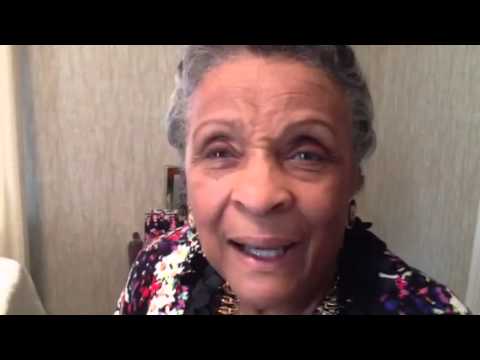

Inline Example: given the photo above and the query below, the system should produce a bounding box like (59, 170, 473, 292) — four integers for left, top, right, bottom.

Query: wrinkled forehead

(187, 55, 350, 132)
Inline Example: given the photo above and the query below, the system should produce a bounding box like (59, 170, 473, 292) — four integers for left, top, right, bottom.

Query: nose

(230, 153, 294, 217)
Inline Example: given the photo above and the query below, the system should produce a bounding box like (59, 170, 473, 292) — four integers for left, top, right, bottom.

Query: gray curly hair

(166, 45, 376, 165)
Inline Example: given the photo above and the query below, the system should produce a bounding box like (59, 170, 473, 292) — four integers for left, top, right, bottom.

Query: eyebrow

(191, 117, 337, 143)
(191, 119, 241, 141)
(279, 118, 336, 139)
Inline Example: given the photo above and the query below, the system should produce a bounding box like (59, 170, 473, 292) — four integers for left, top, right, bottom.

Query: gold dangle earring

(187, 206, 196, 230)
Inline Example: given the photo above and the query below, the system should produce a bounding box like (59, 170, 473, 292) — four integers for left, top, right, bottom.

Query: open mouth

(229, 240, 297, 261)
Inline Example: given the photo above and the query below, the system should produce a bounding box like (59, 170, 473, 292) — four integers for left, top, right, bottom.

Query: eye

(205, 148, 234, 160)
(284, 134, 331, 164)
(290, 151, 325, 162)
(201, 145, 240, 170)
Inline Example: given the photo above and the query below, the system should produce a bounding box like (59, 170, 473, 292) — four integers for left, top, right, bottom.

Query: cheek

(185, 139, 233, 214)
(186, 169, 231, 220)
(298, 179, 351, 270)
(185, 168, 233, 268)
(300, 172, 352, 222)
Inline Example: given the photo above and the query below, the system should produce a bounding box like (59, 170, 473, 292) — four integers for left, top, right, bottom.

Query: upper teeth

(243, 246, 285, 258)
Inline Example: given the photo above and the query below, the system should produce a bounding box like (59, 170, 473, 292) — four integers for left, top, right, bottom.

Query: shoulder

(374, 249, 470, 315)
(340, 226, 471, 315)
(115, 226, 197, 315)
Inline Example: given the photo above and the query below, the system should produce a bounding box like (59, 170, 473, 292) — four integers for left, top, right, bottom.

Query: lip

(228, 236, 299, 249)
(228, 236, 303, 269)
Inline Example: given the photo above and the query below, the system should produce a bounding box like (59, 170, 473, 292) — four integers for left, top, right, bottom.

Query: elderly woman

(115, 45, 470, 315)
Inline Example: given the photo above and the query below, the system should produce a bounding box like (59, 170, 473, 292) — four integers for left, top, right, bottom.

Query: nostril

(231, 189, 294, 217)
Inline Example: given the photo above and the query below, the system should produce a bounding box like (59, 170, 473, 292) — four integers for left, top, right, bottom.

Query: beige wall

(19, 45, 479, 314)
(0, 46, 29, 268)
(20, 46, 183, 314)
(354, 45, 480, 305)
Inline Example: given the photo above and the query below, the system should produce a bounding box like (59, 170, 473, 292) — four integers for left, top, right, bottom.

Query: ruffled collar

(182, 264, 224, 315)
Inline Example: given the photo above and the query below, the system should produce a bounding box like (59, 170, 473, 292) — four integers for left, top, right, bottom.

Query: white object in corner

(0, 257, 46, 315)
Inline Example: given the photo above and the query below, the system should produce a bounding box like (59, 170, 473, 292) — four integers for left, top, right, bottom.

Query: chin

(230, 275, 298, 311)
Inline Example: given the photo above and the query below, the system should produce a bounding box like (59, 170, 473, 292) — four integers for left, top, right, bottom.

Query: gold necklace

(216, 278, 341, 316)
(216, 283, 240, 315)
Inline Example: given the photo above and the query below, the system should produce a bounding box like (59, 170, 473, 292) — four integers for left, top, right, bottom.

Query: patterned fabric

(116, 226, 200, 315)
(144, 209, 186, 246)
(377, 251, 468, 315)
(115, 219, 471, 315)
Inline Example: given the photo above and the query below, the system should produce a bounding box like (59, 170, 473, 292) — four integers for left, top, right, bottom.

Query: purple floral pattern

(115, 217, 470, 315)
(377, 250, 469, 315)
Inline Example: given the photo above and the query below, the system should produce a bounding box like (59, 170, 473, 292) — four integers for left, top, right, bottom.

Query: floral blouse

(115, 219, 471, 315)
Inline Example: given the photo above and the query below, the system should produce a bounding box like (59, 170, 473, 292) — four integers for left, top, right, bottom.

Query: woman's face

(185, 54, 361, 313)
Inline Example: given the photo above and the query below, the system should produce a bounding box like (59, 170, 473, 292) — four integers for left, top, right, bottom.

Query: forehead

(188, 54, 349, 123)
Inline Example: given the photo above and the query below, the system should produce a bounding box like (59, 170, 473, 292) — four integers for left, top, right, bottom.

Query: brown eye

(284, 133, 331, 164)
(205, 148, 234, 159)
(201, 146, 240, 170)
(290, 151, 325, 162)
